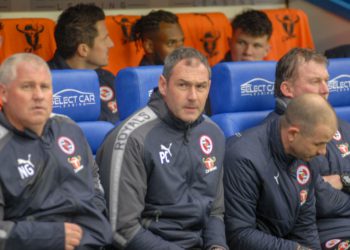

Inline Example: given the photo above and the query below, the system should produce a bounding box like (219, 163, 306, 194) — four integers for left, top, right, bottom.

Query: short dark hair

(162, 47, 211, 81)
(133, 10, 179, 42)
(232, 9, 272, 39)
(54, 4, 105, 59)
(275, 48, 328, 98)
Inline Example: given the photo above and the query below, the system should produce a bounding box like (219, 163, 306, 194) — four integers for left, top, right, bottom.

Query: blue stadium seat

(115, 66, 163, 120)
(52, 69, 101, 121)
(328, 58, 350, 122)
(210, 61, 276, 137)
(51, 69, 114, 154)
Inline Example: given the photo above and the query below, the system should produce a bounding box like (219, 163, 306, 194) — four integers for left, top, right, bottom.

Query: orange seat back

(177, 12, 231, 66)
(104, 15, 144, 75)
(262, 8, 315, 61)
(0, 18, 56, 63)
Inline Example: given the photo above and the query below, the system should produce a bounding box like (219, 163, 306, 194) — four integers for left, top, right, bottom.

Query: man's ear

(280, 81, 294, 98)
(287, 126, 300, 143)
(143, 38, 154, 54)
(77, 43, 90, 57)
(0, 84, 8, 104)
(158, 75, 167, 96)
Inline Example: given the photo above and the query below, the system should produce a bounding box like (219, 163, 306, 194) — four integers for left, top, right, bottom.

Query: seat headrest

(115, 66, 163, 120)
(177, 12, 231, 66)
(327, 58, 350, 122)
(51, 69, 101, 122)
(211, 111, 272, 138)
(78, 121, 114, 155)
(210, 61, 276, 115)
(105, 15, 143, 75)
(328, 58, 350, 107)
(0, 18, 56, 63)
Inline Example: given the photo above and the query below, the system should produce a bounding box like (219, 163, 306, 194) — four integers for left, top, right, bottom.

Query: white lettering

(52, 89, 96, 108)
(240, 78, 274, 96)
(18, 165, 34, 179)
(159, 143, 172, 164)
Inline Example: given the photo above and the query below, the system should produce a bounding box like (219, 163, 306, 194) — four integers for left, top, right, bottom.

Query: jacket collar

(48, 51, 71, 70)
(0, 112, 51, 139)
(269, 118, 295, 168)
(148, 88, 204, 131)
(275, 96, 290, 115)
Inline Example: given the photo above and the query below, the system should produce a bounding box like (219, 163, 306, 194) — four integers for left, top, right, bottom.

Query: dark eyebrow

(177, 79, 208, 85)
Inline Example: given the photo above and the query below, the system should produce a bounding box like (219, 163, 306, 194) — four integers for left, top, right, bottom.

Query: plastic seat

(210, 61, 276, 137)
(327, 58, 350, 122)
(262, 8, 314, 61)
(104, 15, 143, 75)
(115, 65, 163, 120)
(0, 18, 56, 63)
(51, 69, 114, 154)
(177, 12, 231, 66)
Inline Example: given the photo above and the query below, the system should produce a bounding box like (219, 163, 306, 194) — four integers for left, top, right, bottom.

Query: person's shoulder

(104, 106, 158, 142)
(47, 52, 69, 70)
(264, 111, 279, 123)
(95, 68, 115, 79)
(338, 117, 350, 130)
(221, 51, 232, 62)
(203, 115, 225, 137)
(0, 124, 10, 143)
(50, 113, 79, 128)
(325, 44, 350, 58)
(226, 122, 269, 155)
(95, 69, 116, 89)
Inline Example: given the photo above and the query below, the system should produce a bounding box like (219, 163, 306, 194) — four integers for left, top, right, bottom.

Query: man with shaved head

(224, 93, 337, 250)
(266, 47, 350, 250)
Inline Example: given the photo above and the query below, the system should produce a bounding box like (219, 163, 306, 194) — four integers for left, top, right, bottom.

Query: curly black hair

(133, 10, 179, 42)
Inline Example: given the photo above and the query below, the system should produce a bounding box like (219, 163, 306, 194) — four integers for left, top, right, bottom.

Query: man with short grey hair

(0, 53, 112, 250)
(97, 47, 227, 250)
(266, 47, 350, 250)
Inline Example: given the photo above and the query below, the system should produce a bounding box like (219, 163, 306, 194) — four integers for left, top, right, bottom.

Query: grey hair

(0, 53, 50, 85)
(162, 47, 211, 81)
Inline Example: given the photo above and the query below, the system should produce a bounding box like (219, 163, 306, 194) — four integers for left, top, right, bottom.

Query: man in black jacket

(224, 93, 337, 250)
(97, 47, 227, 250)
(0, 53, 112, 249)
(48, 3, 119, 124)
(266, 47, 350, 250)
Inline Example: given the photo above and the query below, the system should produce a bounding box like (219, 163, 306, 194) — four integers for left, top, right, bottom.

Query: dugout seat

(177, 12, 231, 66)
(115, 66, 163, 121)
(0, 18, 56, 63)
(210, 61, 276, 137)
(327, 58, 350, 122)
(262, 8, 315, 61)
(51, 69, 114, 154)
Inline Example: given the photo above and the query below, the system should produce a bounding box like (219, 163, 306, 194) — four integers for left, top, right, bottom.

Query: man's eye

(167, 41, 176, 47)
(21, 85, 31, 89)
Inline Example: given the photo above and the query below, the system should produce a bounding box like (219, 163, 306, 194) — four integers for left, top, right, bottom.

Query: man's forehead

(235, 29, 269, 39)
(172, 58, 206, 71)
(309, 123, 336, 140)
(167, 59, 208, 79)
(296, 60, 328, 76)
